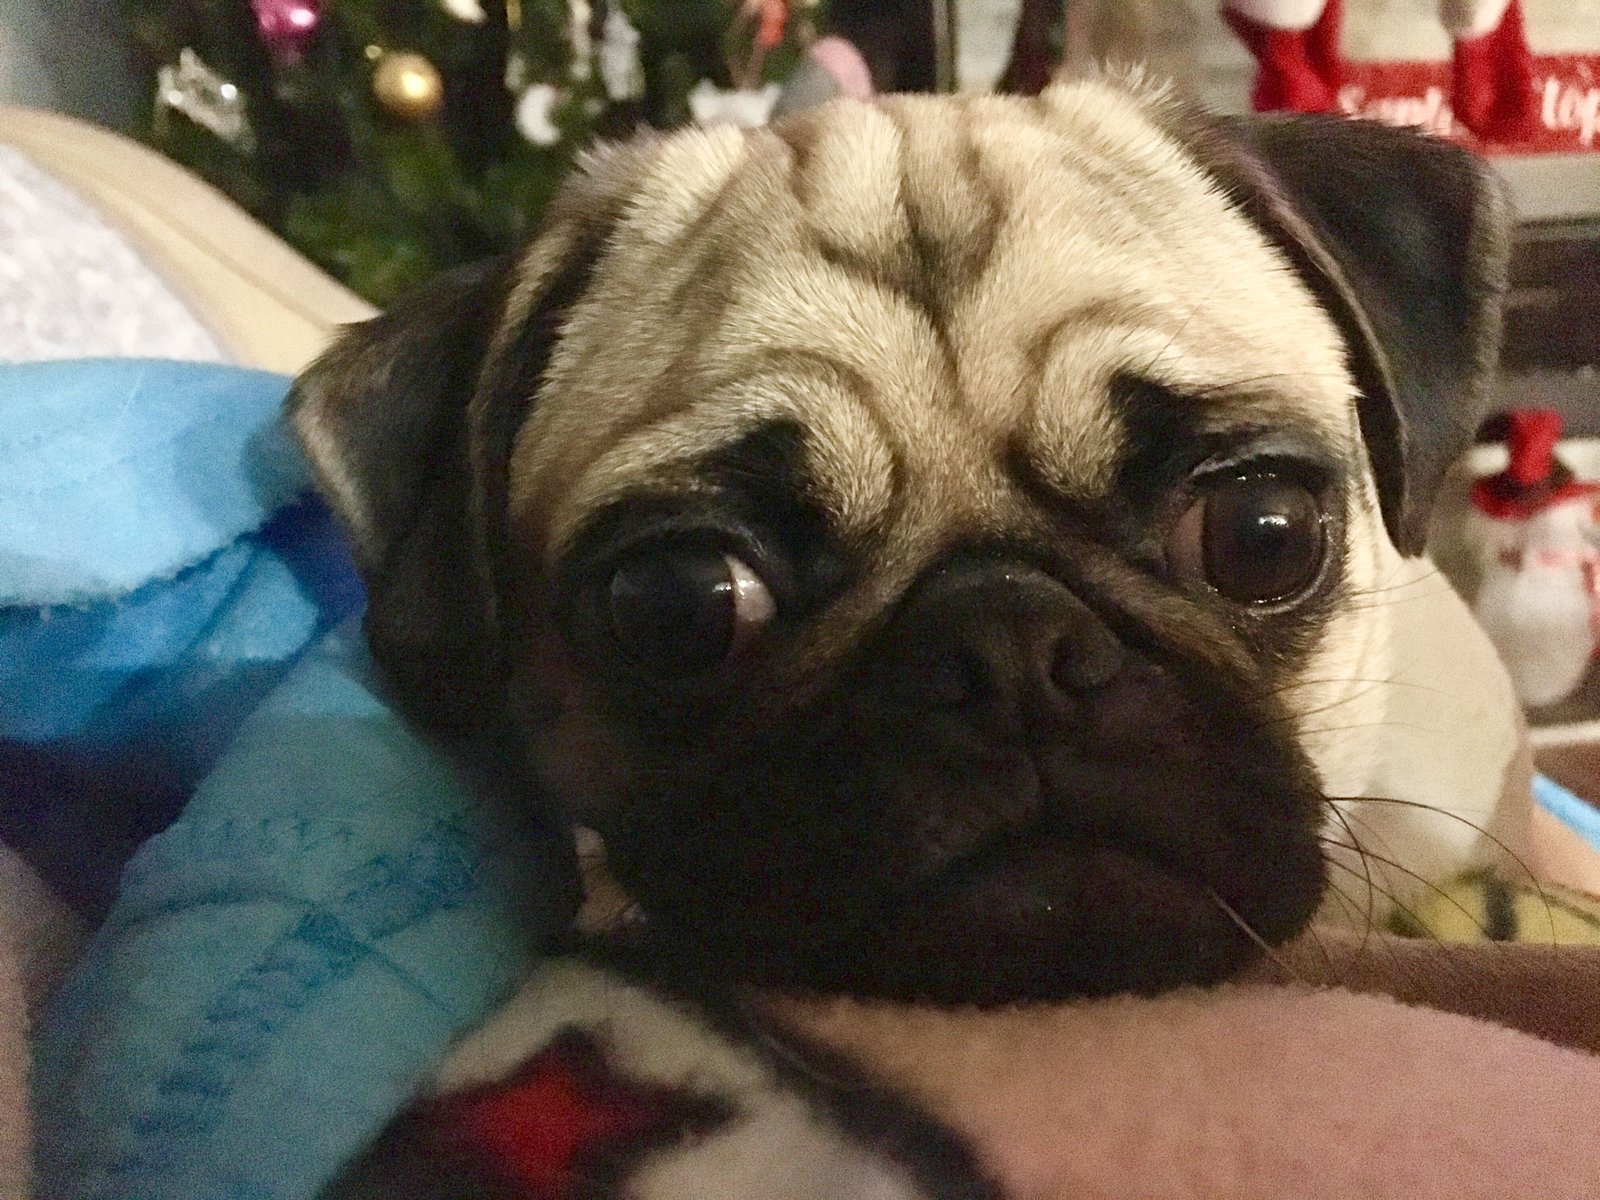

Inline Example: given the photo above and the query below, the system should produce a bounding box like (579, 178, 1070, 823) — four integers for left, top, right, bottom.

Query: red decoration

(1467, 410, 1600, 707)
(1451, 0, 1539, 141)
(1217, 0, 1593, 151)
(251, 0, 324, 66)
(1471, 410, 1599, 522)
(755, 0, 789, 51)
(1221, 0, 1343, 114)
(1335, 52, 1600, 155)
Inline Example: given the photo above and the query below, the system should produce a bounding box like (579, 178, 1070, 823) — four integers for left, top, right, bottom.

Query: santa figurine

(1219, 0, 1539, 141)
(1466, 409, 1600, 708)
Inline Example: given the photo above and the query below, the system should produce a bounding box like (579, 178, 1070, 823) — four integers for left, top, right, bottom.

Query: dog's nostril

(1051, 631, 1123, 693)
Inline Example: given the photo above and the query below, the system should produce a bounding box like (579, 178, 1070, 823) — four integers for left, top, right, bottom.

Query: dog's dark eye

(607, 549, 774, 676)
(1168, 474, 1326, 604)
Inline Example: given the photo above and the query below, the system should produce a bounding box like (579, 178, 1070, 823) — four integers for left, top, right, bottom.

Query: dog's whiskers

(1329, 803, 1534, 945)
(1135, 281, 1223, 381)
(1247, 681, 1395, 731)
(1321, 856, 1452, 951)
(1286, 718, 1436, 739)
(1319, 836, 1510, 944)
(1247, 676, 1454, 702)
(1207, 888, 1310, 987)
(1322, 804, 1377, 955)
(1322, 795, 1557, 948)
(1317, 875, 1487, 997)
(1345, 562, 1451, 596)
(1326, 794, 1546, 894)
(1185, 370, 1353, 398)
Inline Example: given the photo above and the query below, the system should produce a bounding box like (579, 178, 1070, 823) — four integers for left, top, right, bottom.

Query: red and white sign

(1336, 53, 1600, 154)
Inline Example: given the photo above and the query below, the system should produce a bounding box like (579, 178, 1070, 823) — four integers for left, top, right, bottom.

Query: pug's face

(293, 81, 1508, 1003)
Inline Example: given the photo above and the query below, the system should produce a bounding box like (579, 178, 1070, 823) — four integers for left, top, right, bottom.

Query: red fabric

(430, 1043, 675, 1197)
(1222, 6, 1341, 112)
(1334, 51, 1600, 154)
(1304, 0, 1345, 93)
(1452, 0, 1540, 142)
(1505, 408, 1565, 487)
(1471, 477, 1600, 520)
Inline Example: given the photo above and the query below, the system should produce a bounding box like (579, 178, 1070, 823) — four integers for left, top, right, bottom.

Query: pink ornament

(252, 0, 324, 65)
(809, 36, 873, 101)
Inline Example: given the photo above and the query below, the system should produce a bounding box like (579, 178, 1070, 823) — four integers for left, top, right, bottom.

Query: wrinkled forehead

(509, 83, 1357, 561)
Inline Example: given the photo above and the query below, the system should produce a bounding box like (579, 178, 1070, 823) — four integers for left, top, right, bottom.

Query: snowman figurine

(1467, 408, 1600, 708)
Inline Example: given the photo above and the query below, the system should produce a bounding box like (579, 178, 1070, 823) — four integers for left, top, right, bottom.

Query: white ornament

(569, 0, 594, 81)
(688, 80, 781, 128)
(515, 83, 564, 146)
(1470, 496, 1600, 707)
(505, 51, 530, 92)
(156, 49, 255, 152)
(599, 8, 645, 101)
(439, 0, 487, 22)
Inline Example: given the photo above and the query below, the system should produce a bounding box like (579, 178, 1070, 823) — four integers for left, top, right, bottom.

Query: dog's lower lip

(848, 830, 1256, 1002)
(914, 827, 1200, 904)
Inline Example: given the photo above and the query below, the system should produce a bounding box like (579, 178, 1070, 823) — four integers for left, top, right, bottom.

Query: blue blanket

(19, 358, 1590, 1200)
(0, 359, 363, 913)
(12, 360, 576, 1200)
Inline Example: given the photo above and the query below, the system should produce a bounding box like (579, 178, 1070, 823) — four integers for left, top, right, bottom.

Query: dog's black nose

(888, 559, 1124, 726)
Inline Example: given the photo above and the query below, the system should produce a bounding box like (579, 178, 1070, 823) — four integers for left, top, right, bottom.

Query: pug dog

(291, 75, 1526, 1010)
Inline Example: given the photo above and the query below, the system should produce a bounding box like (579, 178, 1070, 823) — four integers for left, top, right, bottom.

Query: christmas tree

(122, 1, 831, 303)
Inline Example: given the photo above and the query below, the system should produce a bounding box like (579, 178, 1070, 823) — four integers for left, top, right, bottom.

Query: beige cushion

(0, 106, 374, 374)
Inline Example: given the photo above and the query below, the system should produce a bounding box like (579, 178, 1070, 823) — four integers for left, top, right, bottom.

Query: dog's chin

(629, 831, 1324, 1006)
(862, 839, 1278, 1003)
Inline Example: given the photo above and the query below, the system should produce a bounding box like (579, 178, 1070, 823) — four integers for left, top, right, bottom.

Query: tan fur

(506, 81, 1357, 649)
(295, 76, 1527, 929)
(503, 78, 1524, 916)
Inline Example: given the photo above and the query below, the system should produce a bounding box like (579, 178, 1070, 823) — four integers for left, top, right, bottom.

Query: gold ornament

(372, 51, 444, 121)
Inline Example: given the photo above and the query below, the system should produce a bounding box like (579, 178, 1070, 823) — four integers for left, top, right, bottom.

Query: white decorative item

(515, 83, 564, 145)
(598, 7, 645, 101)
(688, 80, 781, 128)
(956, 0, 1024, 92)
(439, 0, 487, 22)
(569, 0, 594, 81)
(155, 49, 255, 152)
(505, 50, 530, 93)
(1467, 409, 1600, 708)
(1471, 497, 1600, 707)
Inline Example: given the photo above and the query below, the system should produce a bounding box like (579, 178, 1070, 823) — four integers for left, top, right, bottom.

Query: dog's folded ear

(1195, 112, 1511, 555)
(289, 144, 643, 737)
(289, 257, 515, 737)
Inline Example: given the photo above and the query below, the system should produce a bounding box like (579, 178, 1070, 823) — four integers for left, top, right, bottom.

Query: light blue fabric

(0, 358, 307, 607)
(0, 359, 360, 775)
(0, 360, 365, 914)
(11, 358, 579, 1198)
(0, 495, 359, 767)
(34, 623, 578, 1200)
(1534, 773, 1600, 853)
